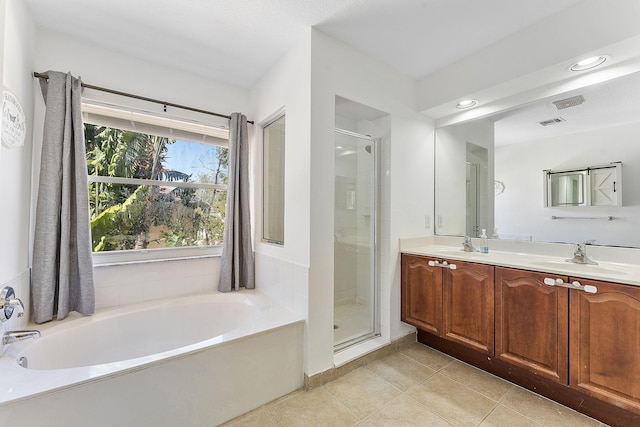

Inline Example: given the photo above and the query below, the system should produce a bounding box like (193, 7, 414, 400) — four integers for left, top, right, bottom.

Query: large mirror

(435, 71, 640, 248)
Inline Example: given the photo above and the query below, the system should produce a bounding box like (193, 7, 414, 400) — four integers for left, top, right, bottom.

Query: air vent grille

(553, 95, 585, 110)
(538, 117, 565, 126)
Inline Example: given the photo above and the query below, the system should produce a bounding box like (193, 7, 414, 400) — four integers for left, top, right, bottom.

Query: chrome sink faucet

(462, 236, 478, 252)
(567, 240, 598, 265)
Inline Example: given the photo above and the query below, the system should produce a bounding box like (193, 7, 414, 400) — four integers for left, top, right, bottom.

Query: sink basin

(530, 260, 627, 276)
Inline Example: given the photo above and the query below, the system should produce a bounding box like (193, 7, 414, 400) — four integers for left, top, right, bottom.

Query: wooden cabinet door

(570, 279, 640, 413)
(495, 268, 569, 383)
(443, 260, 494, 354)
(401, 254, 443, 335)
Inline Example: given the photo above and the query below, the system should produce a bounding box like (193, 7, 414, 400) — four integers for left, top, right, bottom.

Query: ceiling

(491, 70, 640, 146)
(23, 0, 583, 89)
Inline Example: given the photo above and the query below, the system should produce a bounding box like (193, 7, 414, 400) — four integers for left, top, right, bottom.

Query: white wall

(250, 29, 312, 371)
(308, 29, 433, 375)
(34, 29, 249, 118)
(0, 0, 36, 330)
(251, 30, 312, 268)
(495, 121, 640, 246)
(250, 28, 434, 376)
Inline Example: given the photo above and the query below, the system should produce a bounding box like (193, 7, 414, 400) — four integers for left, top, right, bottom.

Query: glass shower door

(333, 128, 378, 351)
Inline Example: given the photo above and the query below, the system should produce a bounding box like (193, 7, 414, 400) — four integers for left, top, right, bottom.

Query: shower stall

(333, 128, 379, 351)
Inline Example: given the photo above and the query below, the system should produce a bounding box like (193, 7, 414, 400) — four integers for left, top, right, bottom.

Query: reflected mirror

(435, 71, 640, 248)
(548, 172, 586, 207)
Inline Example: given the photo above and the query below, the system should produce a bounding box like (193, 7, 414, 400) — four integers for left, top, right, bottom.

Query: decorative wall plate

(494, 180, 505, 196)
(1, 89, 26, 148)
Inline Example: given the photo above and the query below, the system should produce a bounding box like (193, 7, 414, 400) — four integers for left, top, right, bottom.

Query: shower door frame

(333, 128, 381, 352)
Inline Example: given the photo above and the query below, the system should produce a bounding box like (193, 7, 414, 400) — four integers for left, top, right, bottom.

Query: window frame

(261, 113, 285, 245)
(83, 102, 230, 265)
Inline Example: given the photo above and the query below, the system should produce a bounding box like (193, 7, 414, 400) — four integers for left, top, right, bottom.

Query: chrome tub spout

(2, 330, 41, 346)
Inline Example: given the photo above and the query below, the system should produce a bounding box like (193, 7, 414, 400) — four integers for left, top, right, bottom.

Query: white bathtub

(0, 291, 304, 426)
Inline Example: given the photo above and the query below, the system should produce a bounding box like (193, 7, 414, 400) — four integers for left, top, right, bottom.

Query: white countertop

(401, 236, 640, 287)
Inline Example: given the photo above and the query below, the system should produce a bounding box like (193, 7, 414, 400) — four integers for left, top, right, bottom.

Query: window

(83, 103, 229, 261)
(262, 114, 285, 244)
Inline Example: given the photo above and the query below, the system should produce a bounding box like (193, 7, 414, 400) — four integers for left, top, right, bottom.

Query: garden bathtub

(0, 291, 304, 426)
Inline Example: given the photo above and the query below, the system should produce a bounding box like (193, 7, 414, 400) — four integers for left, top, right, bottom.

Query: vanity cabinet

(570, 279, 640, 413)
(402, 252, 640, 425)
(401, 254, 494, 354)
(495, 267, 569, 384)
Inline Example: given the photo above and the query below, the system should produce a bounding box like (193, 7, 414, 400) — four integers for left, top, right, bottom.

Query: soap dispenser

(480, 229, 489, 254)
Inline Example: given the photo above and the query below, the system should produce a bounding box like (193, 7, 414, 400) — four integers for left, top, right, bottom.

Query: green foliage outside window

(85, 123, 228, 252)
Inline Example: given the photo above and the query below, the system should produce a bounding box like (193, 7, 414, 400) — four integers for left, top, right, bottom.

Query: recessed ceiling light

(455, 99, 478, 109)
(570, 55, 607, 71)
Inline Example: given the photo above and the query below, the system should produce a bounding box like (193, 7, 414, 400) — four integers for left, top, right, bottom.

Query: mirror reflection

(435, 71, 640, 248)
(548, 172, 586, 207)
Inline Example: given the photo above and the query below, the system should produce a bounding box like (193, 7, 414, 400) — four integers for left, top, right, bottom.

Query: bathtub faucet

(2, 330, 41, 346)
(1, 286, 25, 322)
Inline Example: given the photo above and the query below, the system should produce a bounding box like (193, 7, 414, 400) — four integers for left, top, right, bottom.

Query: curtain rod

(33, 72, 253, 124)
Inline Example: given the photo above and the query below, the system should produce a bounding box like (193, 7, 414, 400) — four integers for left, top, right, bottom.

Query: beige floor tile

(224, 347, 608, 427)
(501, 386, 600, 427)
(479, 405, 543, 427)
(441, 360, 514, 401)
(357, 395, 453, 427)
(408, 373, 497, 427)
(267, 386, 359, 427)
(324, 367, 402, 420)
(221, 407, 276, 426)
(366, 353, 435, 391)
(399, 342, 454, 371)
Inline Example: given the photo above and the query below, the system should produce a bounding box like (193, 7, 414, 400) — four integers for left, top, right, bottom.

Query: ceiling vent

(538, 117, 565, 126)
(553, 95, 585, 110)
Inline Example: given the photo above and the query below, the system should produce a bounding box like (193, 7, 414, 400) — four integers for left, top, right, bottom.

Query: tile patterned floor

(223, 342, 607, 427)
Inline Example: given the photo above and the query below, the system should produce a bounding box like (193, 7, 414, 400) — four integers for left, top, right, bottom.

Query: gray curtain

(219, 113, 255, 292)
(32, 71, 95, 323)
